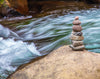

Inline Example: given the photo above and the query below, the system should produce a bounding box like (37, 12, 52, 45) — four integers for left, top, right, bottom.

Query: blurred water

(0, 8, 100, 78)
(0, 25, 41, 79)
(14, 8, 100, 53)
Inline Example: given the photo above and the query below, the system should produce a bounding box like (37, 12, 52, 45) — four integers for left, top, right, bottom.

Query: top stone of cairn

(73, 16, 81, 25)
(75, 16, 79, 20)
(72, 16, 82, 32)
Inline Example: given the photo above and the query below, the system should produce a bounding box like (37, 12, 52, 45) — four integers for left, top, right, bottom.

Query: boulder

(5, 0, 28, 15)
(8, 45, 100, 79)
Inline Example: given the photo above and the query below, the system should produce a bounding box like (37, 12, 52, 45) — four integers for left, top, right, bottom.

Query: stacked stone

(69, 16, 85, 51)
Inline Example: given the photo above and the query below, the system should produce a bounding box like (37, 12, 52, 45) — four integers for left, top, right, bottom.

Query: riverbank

(0, 1, 100, 18)
(0, 1, 99, 28)
(8, 45, 100, 79)
(6, 0, 100, 15)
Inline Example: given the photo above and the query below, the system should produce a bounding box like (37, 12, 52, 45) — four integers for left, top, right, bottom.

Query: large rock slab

(8, 46, 100, 79)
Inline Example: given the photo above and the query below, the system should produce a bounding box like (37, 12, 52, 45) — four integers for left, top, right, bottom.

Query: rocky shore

(6, 0, 100, 15)
(0, 0, 99, 18)
(8, 45, 100, 79)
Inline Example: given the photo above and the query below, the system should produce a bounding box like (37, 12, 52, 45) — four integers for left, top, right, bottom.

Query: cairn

(69, 16, 85, 51)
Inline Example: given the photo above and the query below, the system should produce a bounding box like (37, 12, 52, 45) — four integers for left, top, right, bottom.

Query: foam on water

(0, 37, 41, 78)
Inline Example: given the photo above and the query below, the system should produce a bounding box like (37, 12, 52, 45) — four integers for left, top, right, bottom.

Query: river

(0, 6, 100, 79)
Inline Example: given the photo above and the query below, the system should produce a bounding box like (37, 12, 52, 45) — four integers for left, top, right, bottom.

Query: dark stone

(7, 8, 23, 17)
(84, 0, 100, 4)
(73, 32, 83, 36)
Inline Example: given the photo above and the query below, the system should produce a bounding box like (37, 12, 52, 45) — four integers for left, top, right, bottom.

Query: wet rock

(7, 46, 100, 79)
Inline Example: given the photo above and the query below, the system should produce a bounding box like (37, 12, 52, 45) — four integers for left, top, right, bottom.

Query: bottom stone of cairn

(69, 45, 85, 51)
(72, 41, 83, 47)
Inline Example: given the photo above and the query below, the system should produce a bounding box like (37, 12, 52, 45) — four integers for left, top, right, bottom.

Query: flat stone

(72, 41, 84, 47)
(69, 45, 85, 51)
(71, 31, 83, 36)
(70, 34, 84, 41)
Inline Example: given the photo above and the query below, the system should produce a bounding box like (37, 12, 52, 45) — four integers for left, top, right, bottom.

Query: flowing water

(0, 7, 100, 78)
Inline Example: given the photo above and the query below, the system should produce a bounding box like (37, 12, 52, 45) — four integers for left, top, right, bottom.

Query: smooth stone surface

(75, 16, 79, 20)
(72, 25, 82, 32)
(8, 46, 100, 79)
(73, 20, 81, 25)
(72, 41, 83, 47)
(69, 45, 85, 51)
(70, 34, 84, 41)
